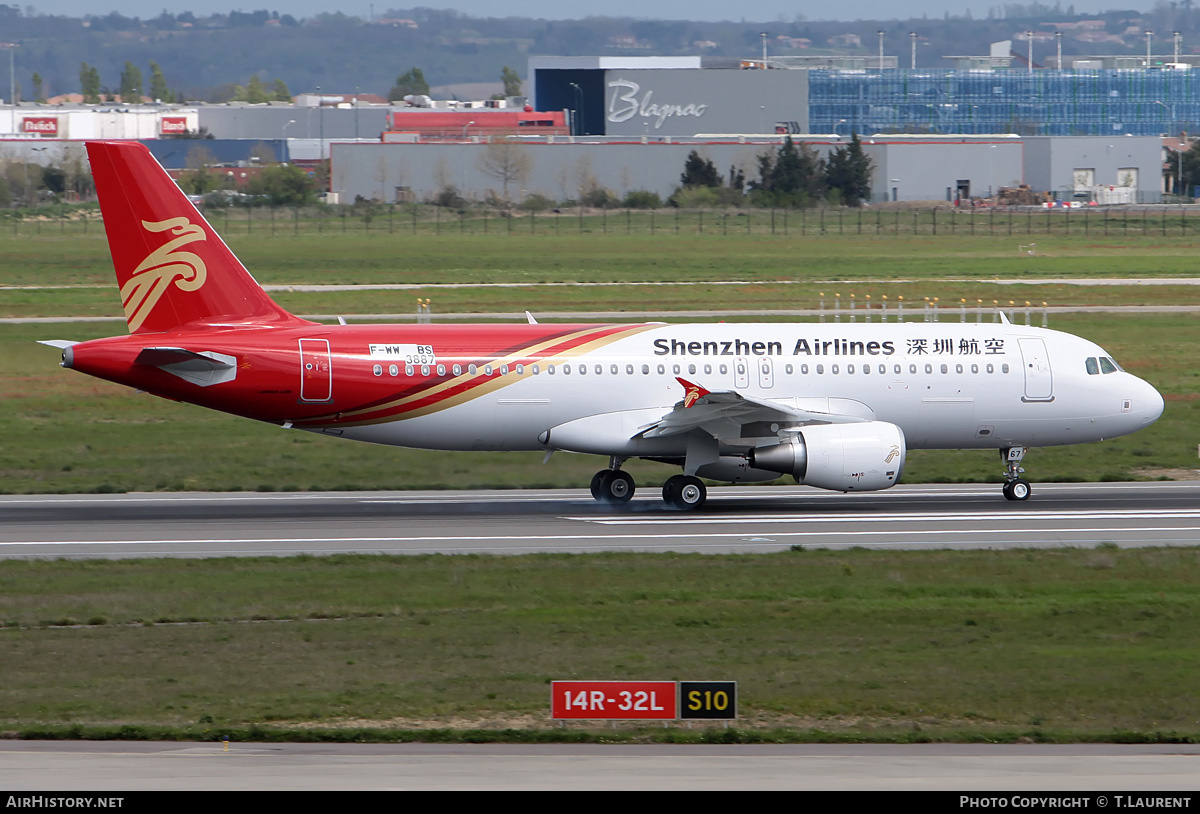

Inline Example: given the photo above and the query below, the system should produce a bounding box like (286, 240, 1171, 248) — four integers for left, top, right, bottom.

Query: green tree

(250, 163, 318, 206)
(750, 137, 826, 208)
(1180, 139, 1200, 197)
(501, 65, 522, 97)
(679, 150, 721, 188)
(388, 67, 429, 102)
(31, 72, 44, 103)
(148, 61, 172, 102)
(242, 75, 270, 104)
(179, 144, 219, 195)
(272, 79, 291, 101)
(79, 63, 101, 104)
(118, 61, 143, 102)
(824, 133, 873, 207)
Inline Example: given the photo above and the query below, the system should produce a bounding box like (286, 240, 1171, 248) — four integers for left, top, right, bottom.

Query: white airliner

(46, 142, 1165, 510)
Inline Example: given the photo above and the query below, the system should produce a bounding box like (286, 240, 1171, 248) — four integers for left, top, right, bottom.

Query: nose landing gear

(1001, 446, 1031, 501)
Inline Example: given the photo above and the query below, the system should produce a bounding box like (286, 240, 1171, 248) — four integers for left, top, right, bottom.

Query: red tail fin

(87, 141, 310, 334)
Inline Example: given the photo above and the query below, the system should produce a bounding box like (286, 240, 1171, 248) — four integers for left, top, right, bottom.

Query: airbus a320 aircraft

(42, 142, 1164, 510)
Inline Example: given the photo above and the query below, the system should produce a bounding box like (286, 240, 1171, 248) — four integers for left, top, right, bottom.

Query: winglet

(675, 377, 711, 408)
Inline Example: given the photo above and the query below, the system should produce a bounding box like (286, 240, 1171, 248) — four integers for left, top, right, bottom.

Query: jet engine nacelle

(748, 421, 906, 492)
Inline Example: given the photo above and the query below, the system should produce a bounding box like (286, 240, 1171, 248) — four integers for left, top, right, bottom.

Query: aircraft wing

(637, 378, 871, 440)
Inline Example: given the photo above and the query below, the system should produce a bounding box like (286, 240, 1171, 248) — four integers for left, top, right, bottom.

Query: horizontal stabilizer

(37, 340, 77, 349)
(134, 346, 237, 387)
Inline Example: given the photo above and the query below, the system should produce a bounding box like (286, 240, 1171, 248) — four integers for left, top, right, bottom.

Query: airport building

(0, 52, 1188, 205)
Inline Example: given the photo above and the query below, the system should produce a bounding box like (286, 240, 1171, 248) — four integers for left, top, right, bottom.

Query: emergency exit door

(299, 338, 333, 402)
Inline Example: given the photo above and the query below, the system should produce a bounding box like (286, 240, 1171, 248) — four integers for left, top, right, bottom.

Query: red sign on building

(22, 117, 57, 136)
(551, 681, 677, 720)
(160, 117, 188, 135)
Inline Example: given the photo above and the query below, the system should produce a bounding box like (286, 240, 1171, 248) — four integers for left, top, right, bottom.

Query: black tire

(664, 475, 706, 510)
(590, 470, 612, 501)
(1009, 478, 1031, 501)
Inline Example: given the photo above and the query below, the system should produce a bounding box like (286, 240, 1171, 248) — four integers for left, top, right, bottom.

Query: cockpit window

(1085, 357, 1099, 375)
(1099, 357, 1118, 374)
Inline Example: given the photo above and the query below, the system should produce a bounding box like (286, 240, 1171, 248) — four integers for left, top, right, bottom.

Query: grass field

(2, 548, 1199, 743)
(2, 219, 1199, 744)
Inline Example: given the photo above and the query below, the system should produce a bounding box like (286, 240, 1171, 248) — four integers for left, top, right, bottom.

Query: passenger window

(847, 364, 855, 374)
(893, 364, 901, 374)
(484, 365, 493, 376)
(579, 365, 586, 375)
(785, 364, 793, 374)
(673, 364, 681, 375)
(1086, 357, 1099, 375)
(611, 364, 619, 375)
(548, 364, 555, 374)
(831, 364, 839, 374)
(1002, 363, 1010, 373)
(390, 364, 399, 377)
(564, 364, 571, 374)
(657, 364, 665, 375)
(595, 364, 603, 375)
(971, 364, 978, 374)
(704, 364, 712, 375)
(532, 364, 540, 374)
(987, 364, 994, 374)
(373, 364, 382, 377)
(627, 364, 634, 375)
(816, 364, 824, 374)
(516, 364, 524, 375)
(500, 364, 509, 375)
(940, 364, 948, 374)
(1099, 357, 1118, 374)
(641, 364, 649, 374)
(955, 364, 963, 374)
(453, 364, 462, 375)
(468, 364, 477, 375)
(801, 364, 809, 374)
(862, 364, 870, 374)
(421, 364, 430, 376)
(909, 364, 917, 374)
(437, 364, 446, 376)
(925, 364, 932, 374)
(688, 364, 696, 375)
(720, 364, 728, 375)
(405, 364, 414, 376)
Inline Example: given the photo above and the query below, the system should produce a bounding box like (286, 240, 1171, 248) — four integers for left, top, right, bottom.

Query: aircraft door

(299, 338, 333, 402)
(1018, 337, 1053, 401)
(734, 357, 749, 389)
(757, 357, 774, 389)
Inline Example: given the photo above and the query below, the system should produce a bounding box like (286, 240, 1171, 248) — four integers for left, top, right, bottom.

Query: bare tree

(477, 139, 532, 202)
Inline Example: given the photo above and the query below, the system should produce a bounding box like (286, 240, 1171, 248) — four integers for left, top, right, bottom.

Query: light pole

(316, 85, 324, 161)
(889, 178, 899, 202)
(26, 145, 46, 207)
(1056, 31, 1063, 70)
(760, 31, 767, 66)
(282, 119, 295, 138)
(877, 30, 885, 71)
(461, 120, 474, 140)
(910, 32, 917, 70)
(1026, 30, 1034, 74)
(1174, 31, 1182, 64)
(1146, 30, 1154, 68)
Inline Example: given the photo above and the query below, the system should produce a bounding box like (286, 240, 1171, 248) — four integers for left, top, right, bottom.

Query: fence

(7, 204, 1200, 239)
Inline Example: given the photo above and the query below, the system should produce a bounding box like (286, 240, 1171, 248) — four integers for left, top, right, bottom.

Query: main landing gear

(589, 459, 708, 510)
(1001, 446, 1031, 501)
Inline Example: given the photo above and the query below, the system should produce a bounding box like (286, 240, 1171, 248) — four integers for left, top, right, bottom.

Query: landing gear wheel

(663, 475, 706, 510)
(591, 470, 634, 503)
(1003, 479, 1032, 501)
(603, 471, 635, 503)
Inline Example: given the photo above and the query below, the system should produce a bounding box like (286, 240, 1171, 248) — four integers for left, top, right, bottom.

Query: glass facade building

(808, 69, 1200, 136)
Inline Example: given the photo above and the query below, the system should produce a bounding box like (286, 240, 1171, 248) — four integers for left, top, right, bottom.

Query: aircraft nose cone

(1142, 380, 1165, 425)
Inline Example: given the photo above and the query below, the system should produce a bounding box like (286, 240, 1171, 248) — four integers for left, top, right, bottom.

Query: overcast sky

(26, 1, 1133, 23)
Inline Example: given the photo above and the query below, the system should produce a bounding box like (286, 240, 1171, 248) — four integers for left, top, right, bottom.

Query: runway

(3, 742, 1200, 791)
(3, 481, 1200, 559)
